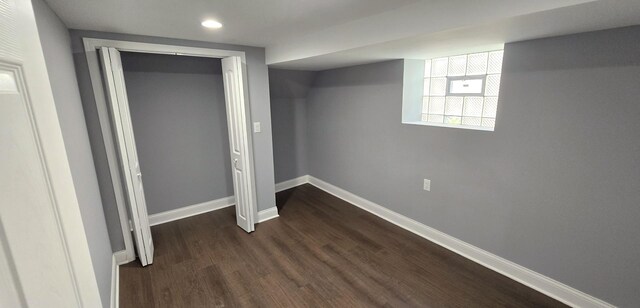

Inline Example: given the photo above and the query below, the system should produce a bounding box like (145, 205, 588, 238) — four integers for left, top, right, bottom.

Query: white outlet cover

(423, 179, 431, 191)
(253, 122, 261, 133)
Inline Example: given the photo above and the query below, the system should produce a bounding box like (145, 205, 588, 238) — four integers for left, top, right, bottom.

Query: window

(421, 50, 503, 130)
(447, 77, 485, 96)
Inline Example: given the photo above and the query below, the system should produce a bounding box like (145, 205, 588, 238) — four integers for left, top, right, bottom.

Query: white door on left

(99, 47, 154, 266)
(0, 0, 101, 306)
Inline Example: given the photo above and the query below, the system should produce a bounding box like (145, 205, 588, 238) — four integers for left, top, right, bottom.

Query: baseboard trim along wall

(113, 250, 129, 265)
(280, 175, 612, 308)
(257, 206, 279, 223)
(275, 175, 310, 192)
(148, 196, 235, 226)
(110, 253, 120, 308)
(148, 195, 280, 227)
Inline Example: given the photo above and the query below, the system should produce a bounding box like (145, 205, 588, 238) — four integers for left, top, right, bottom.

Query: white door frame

(83, 38, 259, 263)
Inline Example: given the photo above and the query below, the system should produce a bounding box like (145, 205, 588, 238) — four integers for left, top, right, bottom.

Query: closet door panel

(221, 56, 256, 232)
(99, 47, 154, 265)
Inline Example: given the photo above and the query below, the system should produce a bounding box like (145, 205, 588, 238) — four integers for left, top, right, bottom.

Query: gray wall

(70, 30, 276, 251)
(269, 69, 316, 183)
(121, 53, 233, 214)
(303, 27, 640, 306)
(32, 0, 113, 307)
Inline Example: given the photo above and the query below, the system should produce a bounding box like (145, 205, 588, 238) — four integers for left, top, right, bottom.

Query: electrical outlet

(423, 179, 431, 191)
(253, 122, 261, 133)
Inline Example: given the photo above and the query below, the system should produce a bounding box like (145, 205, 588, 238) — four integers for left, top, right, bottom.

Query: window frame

(446, 75, 486, 97)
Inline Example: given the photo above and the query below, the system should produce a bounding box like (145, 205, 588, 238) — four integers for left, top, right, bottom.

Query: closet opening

(84, 39, 258, 266)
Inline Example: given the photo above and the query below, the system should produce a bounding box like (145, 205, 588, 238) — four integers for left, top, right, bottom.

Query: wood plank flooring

(120, 184, 566, 307)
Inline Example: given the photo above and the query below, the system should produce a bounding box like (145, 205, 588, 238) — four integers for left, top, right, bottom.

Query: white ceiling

(45, 0, 640, 71)
(45, 0, 418, 46)
(274, 0, 640, 70)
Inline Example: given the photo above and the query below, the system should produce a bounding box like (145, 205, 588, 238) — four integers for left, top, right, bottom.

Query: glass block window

(421, 50, 503, 130)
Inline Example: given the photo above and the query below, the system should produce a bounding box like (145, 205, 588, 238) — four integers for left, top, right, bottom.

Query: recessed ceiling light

(201, 19, 222, 29)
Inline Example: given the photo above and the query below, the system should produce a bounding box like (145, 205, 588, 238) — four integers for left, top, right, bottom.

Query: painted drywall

(303, 27, 640, 306)
(268, 69, 316, 183)
(32, 0, 113, 307)
(70, 30, 276, 252)
(121, 53, 233, 215)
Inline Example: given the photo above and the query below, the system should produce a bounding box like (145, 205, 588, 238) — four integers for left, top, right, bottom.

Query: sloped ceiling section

(267, 0, 640, 70)
(45, 0, 640, 70)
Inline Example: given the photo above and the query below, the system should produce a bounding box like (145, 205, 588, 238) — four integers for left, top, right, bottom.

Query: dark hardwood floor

(120, 184, 566, 307)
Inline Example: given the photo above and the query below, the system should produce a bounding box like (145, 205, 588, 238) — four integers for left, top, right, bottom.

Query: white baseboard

(113, 250, 130, 265)
(257, 207, 279, 223)
(147, 195, 279, 226)
(148, 196, 235, 226)
(275, 175, 309, 192)
(110, 253, 120, 308)
(306, 175, 613, 308)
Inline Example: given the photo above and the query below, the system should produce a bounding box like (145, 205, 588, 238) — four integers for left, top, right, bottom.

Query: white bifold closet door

(221, 56, 256, 233)
(99, 47, 154, 266)
(97, 50, 257, 265)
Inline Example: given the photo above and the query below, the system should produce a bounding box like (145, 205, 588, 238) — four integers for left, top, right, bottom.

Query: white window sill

(402, 120, 494, 132)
